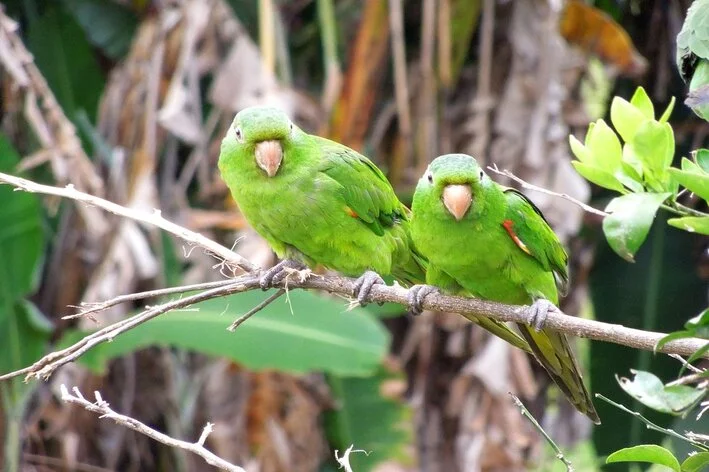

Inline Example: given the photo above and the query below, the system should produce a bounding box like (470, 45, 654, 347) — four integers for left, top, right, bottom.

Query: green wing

(503, 188, 569, 294)
(503, 188, 600, 424)
(315, 136, 409, 236)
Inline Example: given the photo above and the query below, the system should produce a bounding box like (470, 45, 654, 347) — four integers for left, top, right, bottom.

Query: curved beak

(442, 184, 472, 221)
(255, 140, 283, 177)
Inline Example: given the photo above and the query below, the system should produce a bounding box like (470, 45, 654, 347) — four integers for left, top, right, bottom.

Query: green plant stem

(509, 393, 574, 472)
(671, 201, 709, 218)
(596, 394, 709, 452)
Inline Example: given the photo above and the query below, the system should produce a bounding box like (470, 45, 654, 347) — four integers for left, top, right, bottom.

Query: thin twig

(509, 393, 574, 472)
(0, 172, 257, 273)
(488, 165, 610, 217)
(334, 444, 370, 472)
(596, 393, 709, 451)
(3, 269, 709, 383)
(227, 289, 286, 331)
(59, 385, 244, 472)
(64, 279, 238, 320)
(669, 353, 704, 374)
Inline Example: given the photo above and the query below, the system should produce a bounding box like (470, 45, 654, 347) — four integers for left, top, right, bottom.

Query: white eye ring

(234, 126, 244, 143)
(426, 173, 433, 183)
(479, 169, 484, 180)
(289, 122, 294, 132)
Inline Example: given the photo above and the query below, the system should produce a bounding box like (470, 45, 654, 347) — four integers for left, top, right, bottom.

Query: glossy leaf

(572, 161, 625, 192)
(617, 370, 705, 414)
(602, 192, 670, 262)
(610, 96, 646, 143)
(58, 289, 389, 376)
(587, 119, 623, 170)
(695, 149, 709, 173)
(630, 86, 654, 119)
(681, 452, 709, 472)
(659, 97, 676, 123)
(668, 216, 709, 235)
(606, 444, 680, 471)
(569, 134, 593, 164)
(668, 168, 709, 202)
(630, 120, 674, 179)
(325, 367, 413, 470)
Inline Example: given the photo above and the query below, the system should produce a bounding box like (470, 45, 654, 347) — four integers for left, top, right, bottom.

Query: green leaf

(27, 4, 105, 123)
(325, 367, 413, 471)
(659, 96, 676, 123)
(630, 86, 655, 119)
(572, 161, 625, 192)
(62, 0, 138, 59)
(606, 444, 680, 471)
(57, 289, 389, 376)
(630, 120, 675, 179)
(587, 119, 623, 171)
(569, 134, 592, 164)
(681, 452, 709, 472)
(602, 193, 670, 262)
(695, 149, 709, 173)
(617, 370, 705, 414)
(611, 97, 647, 143)
(655, 330, 696, 352)
(0, 137, 44, 297)
(668, 168, 709, 202)
(668, 216, 709, 235)
(682, 156, 702, 173)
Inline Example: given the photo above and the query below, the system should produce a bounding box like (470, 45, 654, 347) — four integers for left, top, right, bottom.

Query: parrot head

(220, 106, 302, 178)
(414, 154, 490, 221)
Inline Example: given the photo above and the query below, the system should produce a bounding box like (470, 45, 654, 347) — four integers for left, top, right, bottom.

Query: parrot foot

(259, 259, 308, 290)
(525, 298, 560, 332)
(352, 271, 386, 306)
(407, 284, 439, 316)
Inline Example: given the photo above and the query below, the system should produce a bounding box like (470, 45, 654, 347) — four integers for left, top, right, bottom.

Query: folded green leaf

(696, 149, 709, 173)
(668, 216, 709, 235)
(602, 192, 670, 262)
(606, 444, 680, 471)
(611, 97, 647, 142)
(58, 290, 390, 376)
(617, 370, 705, 415)
(569, 134, 592, 163)
(572, 161, 625, 192)
(659, 96, 675, 123)
(669, 166, 709, 202)
(587, 119, 623, 171)
(630, 86, 655, 119)
(630, 120, 674, 180)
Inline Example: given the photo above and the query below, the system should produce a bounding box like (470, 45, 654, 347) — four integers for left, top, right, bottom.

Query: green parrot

(217, 107, 531, 351)
(677, 0, 709, 121)
(409, 154, 600, 424)
(217, 105, 426, 302)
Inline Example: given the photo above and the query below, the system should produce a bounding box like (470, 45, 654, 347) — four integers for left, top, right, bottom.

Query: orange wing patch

(346, 207, 359, 218)
(502, 219, 532, 256)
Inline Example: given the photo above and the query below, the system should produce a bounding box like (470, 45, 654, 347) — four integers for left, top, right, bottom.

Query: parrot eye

(426, 173, 433, 184)
(289, 122, 294, 132)
(479, 169, 484, 180)
(234, 126, 244, 143)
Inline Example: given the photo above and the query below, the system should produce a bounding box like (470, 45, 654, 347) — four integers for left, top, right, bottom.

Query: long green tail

(518, 326, 601, 424)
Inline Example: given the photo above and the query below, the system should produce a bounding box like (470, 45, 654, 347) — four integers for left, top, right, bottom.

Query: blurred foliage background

(0, 0, 707, 471)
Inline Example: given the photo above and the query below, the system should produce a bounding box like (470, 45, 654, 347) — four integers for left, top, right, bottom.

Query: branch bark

(59, 385, 244, 472)
(0, 170, 707, 386)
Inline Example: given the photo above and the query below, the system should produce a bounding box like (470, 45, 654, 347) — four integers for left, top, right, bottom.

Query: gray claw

(407, 284, 439, 315)
(259, 259, 307, 290)
(526, 298, 558, 331)
(353, 271, 386, 306)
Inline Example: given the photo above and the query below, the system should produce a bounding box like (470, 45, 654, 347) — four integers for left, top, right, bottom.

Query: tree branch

(0, 172, 257, 273)
(59, 385, 244, 472)
(0, 171, 708, 386)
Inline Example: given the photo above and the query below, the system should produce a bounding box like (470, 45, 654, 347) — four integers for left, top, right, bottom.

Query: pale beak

(442, 184, 472, 221)
(255, 140, 283, 177)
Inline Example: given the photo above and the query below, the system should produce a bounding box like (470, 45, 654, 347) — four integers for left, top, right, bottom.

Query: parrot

(677, 0, 709, 121)
(409, 153, 600, 424)
(217, 106, 531, 352)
